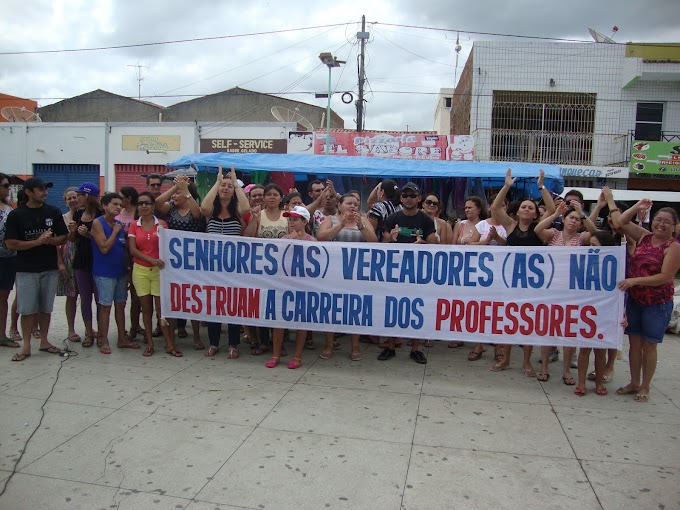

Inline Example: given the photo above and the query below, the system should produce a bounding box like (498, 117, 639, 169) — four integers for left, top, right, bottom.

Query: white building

(451, 40, 680, 190)
(433, 88, 454, 134)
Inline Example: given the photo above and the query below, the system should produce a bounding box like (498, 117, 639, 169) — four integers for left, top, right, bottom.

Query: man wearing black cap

(4, 178, 68, 361)
(379, 182, 437, 364)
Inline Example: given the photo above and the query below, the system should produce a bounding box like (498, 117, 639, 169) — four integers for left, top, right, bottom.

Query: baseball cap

(283, 205, 311, 222)
(402, 182, 420, 194)
(77, 182, 100, 196)
(23, 177, 53, 190)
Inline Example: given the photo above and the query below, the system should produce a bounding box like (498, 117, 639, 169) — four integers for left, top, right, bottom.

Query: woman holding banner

(317, 193, 378, 360)
(488, 169, 556, 377)
(200, 165, 250, 359)
(608, 194, 680, 403)
(535, 198, 598, 384)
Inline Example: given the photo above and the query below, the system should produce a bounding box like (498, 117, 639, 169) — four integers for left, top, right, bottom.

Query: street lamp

(318, 52, 344, 155)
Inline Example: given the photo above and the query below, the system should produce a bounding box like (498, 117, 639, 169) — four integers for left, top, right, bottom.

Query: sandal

(100, 344, 112, 355)
(251, 343, 269, 355)
(0, 338, 20, 348)
(287, 357, 302, 369)
(562, 376, 576, 386)
(350, 351, 363, 361)
(586, 370, 596, 381)
(424, 340, 433, 348)
(67, 333, 82, 343)
(9, 330, 22, 342)
(467, 350, 483, 361)
(319, 349, 333, 360)
(32, 329, 41, 339)
(142, 346, 154, 357)
(204, 346, 219, 357)
(537, 372, 550, 382)
(265, 356, 280, 368)
(490, 362, 509, 372)
(166, 348, 183, 358)
(634, 393, 649, 403)
(448, 341, 464, 349)
(12, 352, 31, 362)
(494, 346, 504, 362)
(574, 387, 587, 396)
(227, 347, 239, 359)
(522, 367, 536, 378)
(333, 341, 341, 351)
(595, 386, 608, 396)
(177, 328, 188, 338)
(82, 335, 94, 348)
(193, 341, 205, 350)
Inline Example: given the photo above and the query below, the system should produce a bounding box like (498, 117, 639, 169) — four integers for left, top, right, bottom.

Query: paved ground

(0, 294, 679, 510)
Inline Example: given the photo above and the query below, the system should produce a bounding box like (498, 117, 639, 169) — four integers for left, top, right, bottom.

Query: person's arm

(357, 213, 378, 242)
(128, 234, 164, 268)
(154, 184, 176, 216)
(200, 168, 222, 219)
(230, 166, 250, 217)
(91, 219, 122, 254)
(491, 169, 517, 233)
(534, 206, 561, 243)
(572, 203, 598, 235)
(440, 219, 454, 244)
(536, 169, 556, 216)
(366, 182, 381, 211)
(452, 221, 462, 245)
(174, 176, 202, 219)
(305, 189, 324, 215)
(619, 243, 680, 289)
(424, 232, 439, 244)
(468, 227, 483, 245)
(588, 191, 607, 225)
(242, 206, 260, 238)
(317, 215, 343, 241)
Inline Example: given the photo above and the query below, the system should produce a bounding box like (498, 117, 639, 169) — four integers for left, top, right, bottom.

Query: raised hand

(216, 165, 224, 185)
(389, 224, 400, 241)
(637, 198, 653, 211)
(505, 168, 516, 188)
(537, 168, 545, 189)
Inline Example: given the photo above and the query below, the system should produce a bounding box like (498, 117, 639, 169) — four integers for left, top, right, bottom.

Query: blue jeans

(207, 322, 240, 347)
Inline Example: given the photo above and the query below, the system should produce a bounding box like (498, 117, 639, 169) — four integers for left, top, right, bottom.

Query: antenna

(271, 106, 314, 131)
(127, 63, 149, 99)
(587, 27, 616, 44)
(1, 106, 41, 122)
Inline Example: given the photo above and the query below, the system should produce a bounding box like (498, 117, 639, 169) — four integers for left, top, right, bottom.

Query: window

(635, 102, 663, 141)
(490, 91, 596, 165)
(444, 97, 452, 109)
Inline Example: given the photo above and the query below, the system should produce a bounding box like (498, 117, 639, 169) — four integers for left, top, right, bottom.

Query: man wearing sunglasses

(379, 182, 437, 364)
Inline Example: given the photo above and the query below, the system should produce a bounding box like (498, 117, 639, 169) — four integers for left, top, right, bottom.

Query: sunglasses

(402, 193, 418, 199)
(138, 201, 154, 206)
(424, 199, 439, 206)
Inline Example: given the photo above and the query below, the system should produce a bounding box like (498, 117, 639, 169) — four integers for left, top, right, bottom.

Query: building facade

(451, 40, 680, 190)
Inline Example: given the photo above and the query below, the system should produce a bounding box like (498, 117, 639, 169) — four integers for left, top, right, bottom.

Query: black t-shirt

(5, 204, 68, 272)
(73, 209, 102, 271)
(383, 210, 435, 243)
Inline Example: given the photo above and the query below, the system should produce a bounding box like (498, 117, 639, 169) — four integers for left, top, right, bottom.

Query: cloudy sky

(1, 0, 678, 131)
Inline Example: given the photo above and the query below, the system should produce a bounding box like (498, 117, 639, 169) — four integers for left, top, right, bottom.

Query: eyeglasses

(138, 201, 154, 206)
(424, 199, 439, 206)
(402, 193, 418, 199)
(653, 218, 674, 226)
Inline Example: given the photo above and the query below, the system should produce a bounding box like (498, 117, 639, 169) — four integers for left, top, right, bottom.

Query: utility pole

(356, 16, 369, 132)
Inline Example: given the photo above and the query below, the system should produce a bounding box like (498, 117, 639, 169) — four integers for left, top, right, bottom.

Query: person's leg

(267, 328, 284, 367)
(638, 340, 658, 400)
(65, 296, 78, 339)
(177, 318, 187, 338)
(156, 296, 179, 356)
(604, 348, 617, 380)
(491, 345, 511, 371)
(626, 335, 643, 392)
(129, 283, 142, 338)
(98, 304, 112, 353)
(139, 295, 154, 354)
(522, 345, 535, 375)
(593, 349, 607, 394)
(575, 348, 591, 393)
(36, 271, 59, 351)
(562, 346, 575, 384)
(206, 323, 221, 355)
(321, 332, 335, 358)
(75, 269, 95, 341)
(0, 289, 11, 342)
(114, 302, 130, 347)
(19, 314, 37, 356)
(537, 346, 551, 381)
(226, 323, 240, 358)
(288, 330, 307, 368)
(36, 313, 52, 349)
(191, 320, 203, 349)
(10, 296, 19, 339)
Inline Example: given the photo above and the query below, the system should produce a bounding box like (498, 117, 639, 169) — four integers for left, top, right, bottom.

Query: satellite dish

(1, 106, 42, 122)
(271, 106, 314, 131)
(587, 27, 615, 44)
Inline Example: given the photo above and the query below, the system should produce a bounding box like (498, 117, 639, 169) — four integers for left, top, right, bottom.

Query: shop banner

(313, 132, 474, 161)
(160, 230, 625, 348)
(630, 140, 680, 175)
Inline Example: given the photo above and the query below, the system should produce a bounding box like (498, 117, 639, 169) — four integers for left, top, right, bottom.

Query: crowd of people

(0, 168, 678, 403)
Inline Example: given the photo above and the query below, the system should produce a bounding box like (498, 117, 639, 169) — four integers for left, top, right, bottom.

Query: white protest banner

(159, 230, 626, 349)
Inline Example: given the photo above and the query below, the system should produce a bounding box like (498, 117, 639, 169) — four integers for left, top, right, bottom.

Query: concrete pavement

(0, 294, 679, 510)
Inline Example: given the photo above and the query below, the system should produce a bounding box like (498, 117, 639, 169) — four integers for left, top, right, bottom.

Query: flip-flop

(67, 333, 82, 342)
(574, 387, 586, 396)
(448, 342, 464, 348)
(39, 346, 62, 354)
(117, 343, 140, 349)
(227, 347, 239, 359)
(615, 386, 638, 395)
(467, 351, 483, 361)
(0, 338, 20, 348)
(537, 373, 550, 382)
(177, 329, 188, 338)
(11, 352, 31, 362)
(562, 376, 576, 386)
(489, 363, 509, 372)
(193, 342, 205, 351)
(166, 348, 183, 358)
(142, 347, 154, 357)
(595, 387, 608, 396)
(351, 351, 363, 361)
(522, 368, 536, 377)
(204, 346, 219, 357)
(634, 393, 649, 403)
(100, 345, 112, 355)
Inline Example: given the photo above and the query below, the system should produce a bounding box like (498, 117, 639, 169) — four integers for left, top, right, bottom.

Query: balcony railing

(490, 129, 593, 165)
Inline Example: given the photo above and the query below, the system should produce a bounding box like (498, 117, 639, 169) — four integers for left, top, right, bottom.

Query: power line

(0, 22, 354, 56)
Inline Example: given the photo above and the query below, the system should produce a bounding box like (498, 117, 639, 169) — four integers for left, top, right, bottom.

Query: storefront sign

(560, 165, 629, 179)
(200, 138, 287, 154)
(630, 140, 680, 175)
(313, 132, 474, 161)
(122, 135, 180, 151)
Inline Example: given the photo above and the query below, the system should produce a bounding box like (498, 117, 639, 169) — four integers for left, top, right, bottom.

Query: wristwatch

(539, 185, 546, 190)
